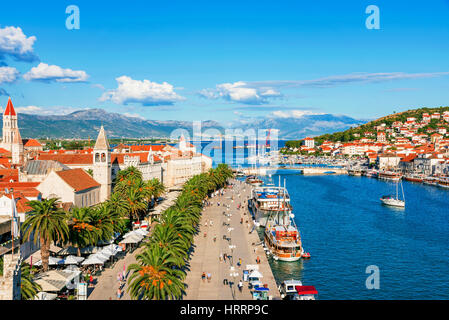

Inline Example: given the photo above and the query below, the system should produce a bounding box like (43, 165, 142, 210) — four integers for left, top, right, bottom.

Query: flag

(11, 193, 19, 239)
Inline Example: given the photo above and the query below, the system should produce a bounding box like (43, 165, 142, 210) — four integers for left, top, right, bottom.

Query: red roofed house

(23, 138, 43, 152)
(37, 168, 101, 208)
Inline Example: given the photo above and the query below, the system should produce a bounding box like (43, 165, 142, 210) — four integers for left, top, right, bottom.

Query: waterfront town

(281, 110, 449, 181)
(0, 98, 295, 301)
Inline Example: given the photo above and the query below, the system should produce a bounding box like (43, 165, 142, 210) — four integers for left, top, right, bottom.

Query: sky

(0, 0, 449, 125)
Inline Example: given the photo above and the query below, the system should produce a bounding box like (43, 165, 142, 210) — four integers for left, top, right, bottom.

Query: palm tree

(89, 204, 115, 244)
(22, 198, 69, 272)
(148, 224, 189, 266)
(67, 207, 94, 256)
(20, 263, 41, 300)
(127, 246, 185, 300)
(125, 185, 147, 222)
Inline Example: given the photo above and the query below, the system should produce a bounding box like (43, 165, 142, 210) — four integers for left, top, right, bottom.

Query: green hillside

(285, 106, 449, 148)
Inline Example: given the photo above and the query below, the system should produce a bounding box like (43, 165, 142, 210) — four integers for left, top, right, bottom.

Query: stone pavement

(87, 246, 144, 300)
(183, 179, 280, 300)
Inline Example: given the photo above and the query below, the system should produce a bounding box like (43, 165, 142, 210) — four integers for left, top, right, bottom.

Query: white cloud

(14, 105, 82, 115)
(199, 81, 281, 105)
(248, 72, 449, 89)
(271, 109, 324, 118)
(100, 76, 184, 106)
(23, 63, 89, 83)
(0, 26, 37, 61)
(0, 66, 19, 83)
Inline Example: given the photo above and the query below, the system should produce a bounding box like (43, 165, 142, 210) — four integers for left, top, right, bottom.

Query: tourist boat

(378, 171, 402, 182)
(264, 221, 303, 262)
(380, 180, 405, 208)
(423, 176, 439, 186)
(404, 173, 424, 183)
(348, 168, 362, 176)
(248, 185, 292, 226)
(279, 280, 318, 300)
(264, 198, 303, 262)
(438, 177, 449, 189)
(245, 175, 264, 187)
(365, 169, 379, 178)
(235, 171, 245, 178)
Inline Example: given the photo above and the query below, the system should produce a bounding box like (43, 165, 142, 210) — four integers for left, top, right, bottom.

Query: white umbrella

(81, 256, 105, 265)
(34, 256, 65, 266)
(134, 229, 149, 236)
(80, 246, 100, 254)
(120, 234, 143, 244)
(63, 255, 85, 265)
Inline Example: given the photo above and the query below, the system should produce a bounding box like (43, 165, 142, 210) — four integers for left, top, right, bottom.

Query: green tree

(22, 198, 69, 272)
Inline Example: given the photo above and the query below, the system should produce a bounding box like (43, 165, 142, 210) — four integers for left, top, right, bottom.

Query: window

(101, 153, 106, 162)
(95, 153, 100, 162)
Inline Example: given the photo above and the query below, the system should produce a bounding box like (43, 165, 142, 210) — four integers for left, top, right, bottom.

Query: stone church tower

(11, 128, 23, 165)
(2, 97, 20, 152)
(93, 126, 112, 202)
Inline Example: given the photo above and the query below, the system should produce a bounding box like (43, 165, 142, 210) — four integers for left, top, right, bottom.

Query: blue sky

(0, 0, 449, 124)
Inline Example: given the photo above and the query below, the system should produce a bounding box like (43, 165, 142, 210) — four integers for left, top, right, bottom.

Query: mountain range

(5, 108, 365, 140)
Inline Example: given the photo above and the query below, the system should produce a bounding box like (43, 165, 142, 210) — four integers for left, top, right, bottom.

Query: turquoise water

(263, 171, 449, 300)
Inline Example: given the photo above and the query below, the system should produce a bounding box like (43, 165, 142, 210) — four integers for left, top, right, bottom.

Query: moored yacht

(378, 171, 402, 182)
(438, 176, 449, 189)
(248, 185, 292, 226)
(423, 176, 439, 186)
(246, 175, 264, 187)
(279, 280, 318, 300)
(404, 173, 424, 183)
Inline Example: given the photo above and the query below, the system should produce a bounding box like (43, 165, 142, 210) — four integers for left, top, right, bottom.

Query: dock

(183, 179, 280, 300)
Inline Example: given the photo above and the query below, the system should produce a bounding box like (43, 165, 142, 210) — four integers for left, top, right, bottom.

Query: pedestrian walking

(207, 272, 212, 283)
(238, 280, 243, 293)
(202, 272, 206, 282)
(117, 287, 121, 299)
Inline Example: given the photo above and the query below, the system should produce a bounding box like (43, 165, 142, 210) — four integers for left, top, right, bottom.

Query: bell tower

(2, 97, 19, 152)
(93, 126, 111, 202)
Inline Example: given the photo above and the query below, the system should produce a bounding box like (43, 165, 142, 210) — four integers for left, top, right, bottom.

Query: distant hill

(6, 109, 223, 139)
(232, 113, 365, 140)
(6, 108, 366, 140)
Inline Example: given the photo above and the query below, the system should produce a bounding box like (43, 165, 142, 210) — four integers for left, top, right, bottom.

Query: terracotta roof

(0, 168, 18, 182)
(55, 168, 100, 192)
(129, 145, 166, 152)
(0, 182, 40, 188)
(0, 148, 11, 154)
(24, 138, 42, 147)
(38, 153, 93, 165)
(4, 97, 16, 116)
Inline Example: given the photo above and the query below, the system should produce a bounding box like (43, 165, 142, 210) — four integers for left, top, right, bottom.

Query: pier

(183, 179, 280, 300)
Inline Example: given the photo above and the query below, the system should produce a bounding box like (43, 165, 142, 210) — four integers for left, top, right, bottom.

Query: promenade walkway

(183, 179, 280, 300)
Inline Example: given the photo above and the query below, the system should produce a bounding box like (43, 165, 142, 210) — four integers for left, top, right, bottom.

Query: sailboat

(380, 180, 405, 208)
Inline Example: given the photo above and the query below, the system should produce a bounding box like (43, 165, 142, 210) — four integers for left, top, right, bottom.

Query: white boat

(380, 180, 405, 208)
(438, 177, 449, 189)
(279, 280, 318, 300)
